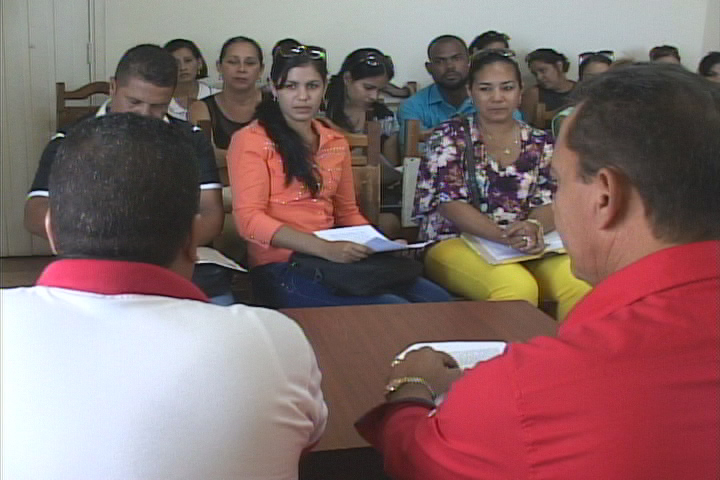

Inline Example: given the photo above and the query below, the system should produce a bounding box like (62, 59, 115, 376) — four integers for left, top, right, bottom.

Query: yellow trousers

(425, 238, 591, 321)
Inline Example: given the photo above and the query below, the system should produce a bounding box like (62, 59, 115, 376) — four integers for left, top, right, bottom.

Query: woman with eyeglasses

(164, 39, 219, 121)
(578, 51, 614, 81)
(415, 51, 590, 321)
(189, 36, 268, 176)
(521, 48, 576, 130)
(227, 45, 451, 308)
(325, 48, 401, 182)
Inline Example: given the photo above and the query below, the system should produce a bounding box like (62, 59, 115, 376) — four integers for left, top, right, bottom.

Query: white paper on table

(196, 247, 247, 272)
(396, 341, 508, 370)
(313, 225, 430, 252)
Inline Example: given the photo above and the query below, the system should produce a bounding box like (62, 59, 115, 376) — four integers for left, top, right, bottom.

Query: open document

(461, 230, 565, 265)
(196, 247, 247, 272)
(313, 225, 431, 252)
(396, 341, 508, 370)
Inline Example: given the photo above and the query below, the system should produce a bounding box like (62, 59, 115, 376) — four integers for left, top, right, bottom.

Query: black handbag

(289, 252, 423, 296)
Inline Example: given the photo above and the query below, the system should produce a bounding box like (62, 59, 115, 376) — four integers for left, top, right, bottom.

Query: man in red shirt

(356, 64, 720, 479)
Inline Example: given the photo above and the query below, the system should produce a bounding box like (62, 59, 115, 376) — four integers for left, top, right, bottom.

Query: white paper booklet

(461, 230, 565, 265)
(196, 247, 247, 272)
(396, 341, 508, 369)
(313, 225, 430, 252)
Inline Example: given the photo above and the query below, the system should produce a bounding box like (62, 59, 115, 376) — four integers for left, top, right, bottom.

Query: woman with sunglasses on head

(521, 48, 576, 130)
(164, 39, 220, 121)
(189, 36, 268, 173)
(228, 45, 451, 308)
(578, 51, 614, 81)
(415, 50, 590, 321)
(325, 48, 400, 183)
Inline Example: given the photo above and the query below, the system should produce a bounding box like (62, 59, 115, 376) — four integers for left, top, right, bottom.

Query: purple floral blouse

(413, 115, 555, 241)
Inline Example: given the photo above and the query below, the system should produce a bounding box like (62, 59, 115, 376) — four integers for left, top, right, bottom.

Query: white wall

(101, 0, 718, 87)
(1, 0, 717, 256)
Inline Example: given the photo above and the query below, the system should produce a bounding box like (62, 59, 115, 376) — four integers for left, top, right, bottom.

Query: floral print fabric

(413, 115, 555, 241)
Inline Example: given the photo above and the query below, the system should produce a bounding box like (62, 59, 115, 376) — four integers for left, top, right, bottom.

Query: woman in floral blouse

(414, 50, 590, 321)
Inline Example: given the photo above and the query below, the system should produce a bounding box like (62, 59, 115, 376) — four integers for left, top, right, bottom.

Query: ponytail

(325, 74, 352, 131)
(255, 96, 320, 196)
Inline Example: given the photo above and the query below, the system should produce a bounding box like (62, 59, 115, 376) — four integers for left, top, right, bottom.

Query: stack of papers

(313, 225, 430, 252)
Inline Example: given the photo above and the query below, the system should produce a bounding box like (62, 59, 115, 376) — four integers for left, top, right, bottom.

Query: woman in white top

(164, 39, 219, 120)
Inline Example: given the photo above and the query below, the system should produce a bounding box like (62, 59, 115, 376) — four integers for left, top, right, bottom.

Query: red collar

(36, 259, 209, 302)
(563, 240, 720, 330)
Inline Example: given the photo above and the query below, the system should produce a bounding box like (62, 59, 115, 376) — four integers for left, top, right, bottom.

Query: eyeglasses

(470, 48, 517, 61)
(551, 106, 575, 138)
(579, 50, 615, 63)
(348, 52, 393, 71)
(276, 44, 327, 61)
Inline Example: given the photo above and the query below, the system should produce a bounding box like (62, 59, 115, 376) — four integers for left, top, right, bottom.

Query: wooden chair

(341, 120, 382, 225)
(400, 119, 433, 228)
(533, 102, 559, 131)
(56, 81, 110, 129)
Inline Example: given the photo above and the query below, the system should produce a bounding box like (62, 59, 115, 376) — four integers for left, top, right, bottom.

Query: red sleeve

(356, 354, 528, 480)
(332, 141, 368, 226)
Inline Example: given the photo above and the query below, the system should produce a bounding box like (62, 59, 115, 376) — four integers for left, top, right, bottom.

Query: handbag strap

(460, 117, 482, 207)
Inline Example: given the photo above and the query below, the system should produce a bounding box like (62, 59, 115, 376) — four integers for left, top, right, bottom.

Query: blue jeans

(250, 262, 451, 308)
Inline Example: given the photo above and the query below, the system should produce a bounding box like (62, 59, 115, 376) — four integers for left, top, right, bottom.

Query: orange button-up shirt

(228, 120, 368, 267)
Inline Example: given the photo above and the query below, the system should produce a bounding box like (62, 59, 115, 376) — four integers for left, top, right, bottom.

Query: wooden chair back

(534, 102, 559, 131)
(56, 81, 110, 129)
(341, 120, 382, 224)
(404, 118, 432, 157)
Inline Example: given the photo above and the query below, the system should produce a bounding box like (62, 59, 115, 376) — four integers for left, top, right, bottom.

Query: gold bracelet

(385, 376, 436, 399)
(526, 218, 543, 235)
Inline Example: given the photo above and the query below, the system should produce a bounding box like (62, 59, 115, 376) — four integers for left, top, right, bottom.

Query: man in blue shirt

(397, 35, 475, 152)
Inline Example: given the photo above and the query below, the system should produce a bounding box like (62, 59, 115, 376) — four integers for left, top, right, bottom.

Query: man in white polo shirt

(2, 113, 327, 479)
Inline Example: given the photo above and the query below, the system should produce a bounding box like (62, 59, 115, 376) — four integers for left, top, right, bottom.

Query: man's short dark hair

(49, 113, 200, 266)
(427, 35, 467, 59)
(114, 44, 178, 88)
(649, 45, 680, 62)
(567, 63, 720, 243)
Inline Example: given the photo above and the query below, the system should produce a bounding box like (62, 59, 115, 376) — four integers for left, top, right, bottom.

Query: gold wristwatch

(384, 376, 435, 399)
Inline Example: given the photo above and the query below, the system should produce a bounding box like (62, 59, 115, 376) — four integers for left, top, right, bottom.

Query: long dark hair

(256, 49, 328, 196)
(163, 38, 209, 79)
(325, 48, 394, 131)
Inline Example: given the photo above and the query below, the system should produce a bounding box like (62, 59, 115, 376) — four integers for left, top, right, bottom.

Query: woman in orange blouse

(227, 44, 450, 308)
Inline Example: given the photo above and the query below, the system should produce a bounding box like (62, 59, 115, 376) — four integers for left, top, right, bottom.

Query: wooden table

(282, 300, 557, 451)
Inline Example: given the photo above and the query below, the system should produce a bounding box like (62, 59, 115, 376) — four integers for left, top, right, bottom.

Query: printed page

(396, 341, 508, 369)
(313, 225, 430, 252)
(463, 230, 565, 263)
(196, 247, 247, 272)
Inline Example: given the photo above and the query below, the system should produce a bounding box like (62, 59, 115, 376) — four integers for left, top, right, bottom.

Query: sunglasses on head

(348, 52, 393, 71)
(276, 44, 327, 61)
(579, 50, 615, 63)
(471, 48, 517, 61)
(552, 106, 575, 138)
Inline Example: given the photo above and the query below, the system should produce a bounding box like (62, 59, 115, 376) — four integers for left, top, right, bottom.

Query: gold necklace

(483, 127, 520, 155)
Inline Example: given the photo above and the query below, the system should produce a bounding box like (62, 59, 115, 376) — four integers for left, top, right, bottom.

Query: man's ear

(182, 213, 203, 264)
(425, 62, 433, 76)
(593, 167, 629, 230)
(44, 209, 58, 255)
(109, 77, 117, 97)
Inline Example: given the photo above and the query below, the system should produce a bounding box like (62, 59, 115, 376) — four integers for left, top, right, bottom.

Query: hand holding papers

(461, 230, 566, 265)
(396, 341, 507, 370)
(313, 225, 430, 252)
(390, 341, 508, 404)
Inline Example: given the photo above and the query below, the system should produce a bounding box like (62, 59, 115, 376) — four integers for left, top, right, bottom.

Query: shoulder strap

(460, 117, 482, 207)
